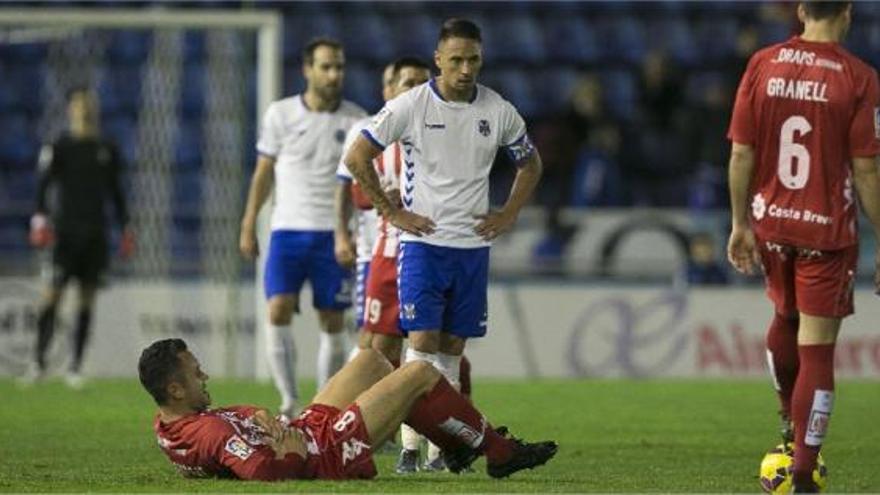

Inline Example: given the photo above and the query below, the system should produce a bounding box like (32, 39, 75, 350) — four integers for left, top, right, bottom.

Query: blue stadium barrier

(340, 13, 394, 64)
(651, 18, 700, 68)
(759, 21, 792, 46)
(106, 31, 151, 66)
(180, 64, 205, 120)
(174, 125, 203, 172)
(492, 68, 539, 118)
(482, 15, 545, 64)
(388, 13, 437, 59)
(183, 31, 206, 64)
(599, 70, 637, 121)
(343, 64, 382, 113)
(4, 168, 35, 203)
(103, 114, 137, 166)
(99, 66, 142, 118)
(0, 73, 16, 113)
(7, 62, 43, 114)
(571, 148, 625, 208)
(533, 68, 579, 114)
(0, 114, 37, 168)
(173, 172, 203, 218)
(695, 18, 739, 61)
(542, 16, 600, 65)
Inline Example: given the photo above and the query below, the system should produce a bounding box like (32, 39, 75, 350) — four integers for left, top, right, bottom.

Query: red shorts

(363, 255, 402, 336)
(292, 404, 376, 480)
(757, 237, 858, 318)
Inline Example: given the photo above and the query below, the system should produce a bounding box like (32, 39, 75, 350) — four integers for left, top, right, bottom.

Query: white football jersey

(363, 79, 534, 248)
(337, 117, 378, 263)
(257, 95, 366, 231)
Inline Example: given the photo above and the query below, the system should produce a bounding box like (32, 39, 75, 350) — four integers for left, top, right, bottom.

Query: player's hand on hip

(384, 188, 403, 208)
(474, 209, 515, 241)
(389, 209, 435, 237)
(334, 232, 356, 269)
(239, 227, 259, 260)
(727, 227, 761, 275)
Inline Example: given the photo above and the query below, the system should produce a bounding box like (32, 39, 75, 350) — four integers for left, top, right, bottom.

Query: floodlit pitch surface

(1, 379, 878, 492)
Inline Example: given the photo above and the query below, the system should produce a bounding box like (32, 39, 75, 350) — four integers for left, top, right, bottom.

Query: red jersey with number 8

(728, 36, 880, 250)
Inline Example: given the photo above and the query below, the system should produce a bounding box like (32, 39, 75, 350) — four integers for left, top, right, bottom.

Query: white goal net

(0, 8, 280, 378)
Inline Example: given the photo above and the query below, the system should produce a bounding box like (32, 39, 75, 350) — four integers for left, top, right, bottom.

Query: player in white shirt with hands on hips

(240, 38, 366, 419)
(343, 18, 542, 411)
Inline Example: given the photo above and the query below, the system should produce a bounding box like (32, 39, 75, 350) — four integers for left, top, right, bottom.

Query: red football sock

(459, 355, 472, 398)
(405, 377, 513, 464)
(791, 344, 835, 486)
(765, 313, 800, 417)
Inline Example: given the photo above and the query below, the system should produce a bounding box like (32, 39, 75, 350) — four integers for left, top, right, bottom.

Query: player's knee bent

(357, 348, 394, 376)
(400, 360, 441, 391)
(370, 335, 402, 363)
(357, 330, 373, 350)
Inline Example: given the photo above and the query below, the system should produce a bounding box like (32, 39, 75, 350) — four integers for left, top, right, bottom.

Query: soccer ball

(759, 443, 827, 493)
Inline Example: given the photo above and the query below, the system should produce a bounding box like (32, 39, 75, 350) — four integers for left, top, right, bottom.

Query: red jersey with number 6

(728, 36, 880, 250)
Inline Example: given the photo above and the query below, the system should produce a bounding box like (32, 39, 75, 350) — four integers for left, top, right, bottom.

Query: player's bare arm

(239, 155, 275, 260)
(475, 151, 542, 241)
(333, 182, 356, 269)
(344, 135, 435, 236)
(726, 142, 760, 275)
(852, 156, 880, 293)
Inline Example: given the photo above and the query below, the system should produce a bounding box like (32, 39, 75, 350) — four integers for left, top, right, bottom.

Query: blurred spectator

(621, 50, 691, 206)
(638, 50, 685, 129)
(533, 75, 621, 220)
(531, 75, 624, 268)
(723, 23, 761, 87)
(684, 231, 729, 286)
(684, 76, 733, 211)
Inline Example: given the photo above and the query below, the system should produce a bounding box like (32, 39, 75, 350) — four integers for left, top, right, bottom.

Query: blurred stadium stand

(1, 1, 878, 281)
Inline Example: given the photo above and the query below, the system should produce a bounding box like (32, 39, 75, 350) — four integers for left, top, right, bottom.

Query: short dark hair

(801, 1, 851, 20)
(392, 56, 431, 77)
(302, 37, 343, 66)
(138, 338, 189, 405)
(438, 18, 482, 43)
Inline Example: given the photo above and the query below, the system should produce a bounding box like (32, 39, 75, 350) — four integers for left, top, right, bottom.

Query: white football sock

(436, 352, 462, 391)
(427, 440, 442, 463)
(317, 331, 350, 390)
(347, 344, 361, 363)
(400, 423, 422, 452)
(404, 347, 437, 365)
(266, 323, 298, 415)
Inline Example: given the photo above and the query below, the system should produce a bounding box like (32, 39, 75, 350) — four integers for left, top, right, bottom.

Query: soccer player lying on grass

(138, 338, 557, 481)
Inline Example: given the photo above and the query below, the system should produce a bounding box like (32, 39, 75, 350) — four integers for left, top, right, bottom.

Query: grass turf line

(0, 379, 878, 492)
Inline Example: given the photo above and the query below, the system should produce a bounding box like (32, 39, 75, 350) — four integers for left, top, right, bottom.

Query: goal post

(0, 7, 280, 379)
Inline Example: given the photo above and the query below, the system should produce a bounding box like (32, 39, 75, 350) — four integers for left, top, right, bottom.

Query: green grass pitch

(1, 378, 878, 492)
